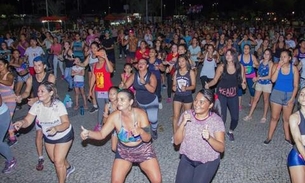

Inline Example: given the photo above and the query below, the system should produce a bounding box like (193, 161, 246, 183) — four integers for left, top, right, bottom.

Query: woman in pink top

(174, 89, 225, 183)
(51, 37, 63, 79)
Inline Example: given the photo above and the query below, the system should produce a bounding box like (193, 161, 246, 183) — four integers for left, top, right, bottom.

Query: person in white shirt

(72, 57, 88, 110)
(285, 33, 296, 49)
(24, 38, 45, 75)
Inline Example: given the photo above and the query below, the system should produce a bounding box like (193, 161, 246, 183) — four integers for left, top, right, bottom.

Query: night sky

(4, 0, 302, 16)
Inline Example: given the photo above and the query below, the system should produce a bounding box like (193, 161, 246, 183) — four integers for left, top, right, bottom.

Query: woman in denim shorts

(264, 50, 299, 144)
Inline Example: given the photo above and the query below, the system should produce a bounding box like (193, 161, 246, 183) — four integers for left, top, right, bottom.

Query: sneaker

(66, 165, 75, 179)
(2, 158, 17, 173)
(36, 158, 44, 171)
(119, 54, 122, 58)
(158, 102, 163, 109)
(263, 138, 271, 145)
(7, 138, 18, 147)
(89, 106, 98, 114)
(226, 132, 235, 141)
(166, 98, 172, 103)
(152, 130, 158, 140)
(162, 84, 167, 89)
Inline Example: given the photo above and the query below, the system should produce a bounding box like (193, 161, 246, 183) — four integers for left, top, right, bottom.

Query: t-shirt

(24, 46, 45, 67)
(29, 100, 72, 141)
(179, 111, 225, 163)
(72, 65, 85, 82)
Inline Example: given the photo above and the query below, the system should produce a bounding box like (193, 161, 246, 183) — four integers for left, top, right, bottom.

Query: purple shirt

(179, 110, 225, 163)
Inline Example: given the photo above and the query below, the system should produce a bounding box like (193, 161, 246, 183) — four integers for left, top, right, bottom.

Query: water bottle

(80, 106, 84, 115)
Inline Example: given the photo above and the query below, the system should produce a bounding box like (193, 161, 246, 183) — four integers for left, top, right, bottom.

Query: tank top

(0, 72, 15, 104)
(175, 70, 192, 96)
(297, 48, 305, 61)
(72, 41, 84, 59)
(133, 71, 157, 104)
(257, 61, 272, 85)
(200, 54, 217, 78)
(240, 54, 256, 78)
(63, 53, 74, 68)
(299, 111, 305, 135)
(274, 44, 285, 58)
(88, 53, 98, 70)
(32, 72, 51, 98)
(17, 41, 27, 57)
(217, 69, 239, 98)
(273, 64, 294, 92)
(93, 62, 112, 92)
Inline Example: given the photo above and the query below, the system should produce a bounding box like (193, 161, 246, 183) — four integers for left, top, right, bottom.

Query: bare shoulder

(290, 111, 301, 125)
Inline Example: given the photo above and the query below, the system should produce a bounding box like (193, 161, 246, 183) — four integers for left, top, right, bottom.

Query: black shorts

(173, 94, 193, 103)
(44, 127, 74, 144)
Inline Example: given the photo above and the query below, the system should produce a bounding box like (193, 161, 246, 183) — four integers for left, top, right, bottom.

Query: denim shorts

(74, 81, 84, 88)
(270, 89, 293, 106)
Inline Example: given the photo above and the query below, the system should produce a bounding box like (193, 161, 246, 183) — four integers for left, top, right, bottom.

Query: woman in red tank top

(89, 48, 114, 128)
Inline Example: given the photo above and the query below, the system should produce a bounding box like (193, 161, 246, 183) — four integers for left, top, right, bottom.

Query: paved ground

(0, 54, 292, 183)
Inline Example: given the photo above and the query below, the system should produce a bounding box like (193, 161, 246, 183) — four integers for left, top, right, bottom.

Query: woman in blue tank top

(264, 50, 299, 144)
(243, 49, 273, 123)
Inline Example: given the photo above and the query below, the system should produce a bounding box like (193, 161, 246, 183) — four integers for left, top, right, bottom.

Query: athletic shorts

(44, 127, 74, 144)
(173, 94, 193, 103)
(287, 147, 305, 167)
(17, 73, 30, 82)
(115, 141, 156, 163)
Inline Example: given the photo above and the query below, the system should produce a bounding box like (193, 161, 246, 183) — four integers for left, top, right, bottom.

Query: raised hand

(202, 125, 210, 141)
(80, 126, 89, 140)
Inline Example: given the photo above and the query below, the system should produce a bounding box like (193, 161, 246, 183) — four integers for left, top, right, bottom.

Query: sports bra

(117, 109, 141, 143)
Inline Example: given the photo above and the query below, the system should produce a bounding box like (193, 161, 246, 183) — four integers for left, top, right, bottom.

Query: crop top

(117, 109, 141, 143)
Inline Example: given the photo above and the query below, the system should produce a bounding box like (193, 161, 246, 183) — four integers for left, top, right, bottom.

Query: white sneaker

(158, 102, 163, 109)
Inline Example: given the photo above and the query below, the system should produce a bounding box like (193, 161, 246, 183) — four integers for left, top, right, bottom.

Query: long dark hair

(222, 49, 242, 86)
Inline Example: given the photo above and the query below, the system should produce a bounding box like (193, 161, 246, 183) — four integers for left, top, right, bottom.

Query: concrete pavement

(0, 56, 291, 183)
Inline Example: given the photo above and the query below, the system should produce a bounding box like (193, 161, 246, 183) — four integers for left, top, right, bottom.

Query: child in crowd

(120, 63, 135, 93)
(72, 57, 88, 110)
(102, 86, 119, 152)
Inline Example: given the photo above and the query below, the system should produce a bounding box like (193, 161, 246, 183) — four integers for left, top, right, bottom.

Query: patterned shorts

(115, 141, 156, 163)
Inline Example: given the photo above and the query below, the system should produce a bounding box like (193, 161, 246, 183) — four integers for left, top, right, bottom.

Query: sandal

(260, 118, 267, 123)
(243, 115, 252, 121)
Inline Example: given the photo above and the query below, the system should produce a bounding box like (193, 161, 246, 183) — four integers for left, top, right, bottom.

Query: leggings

(246, 78, 255, 97)
(156, 78, 162, 102)
(137, 96, 159, 132)
(218, 94, 239, 131)
(166, 74, 173, 98)
(176, 154, 220, 183)
(95, 92, 108, 124)
(0, 109, 14, 161)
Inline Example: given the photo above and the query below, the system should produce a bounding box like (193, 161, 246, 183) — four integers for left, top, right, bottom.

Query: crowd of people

(0, 20, 304, 182)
